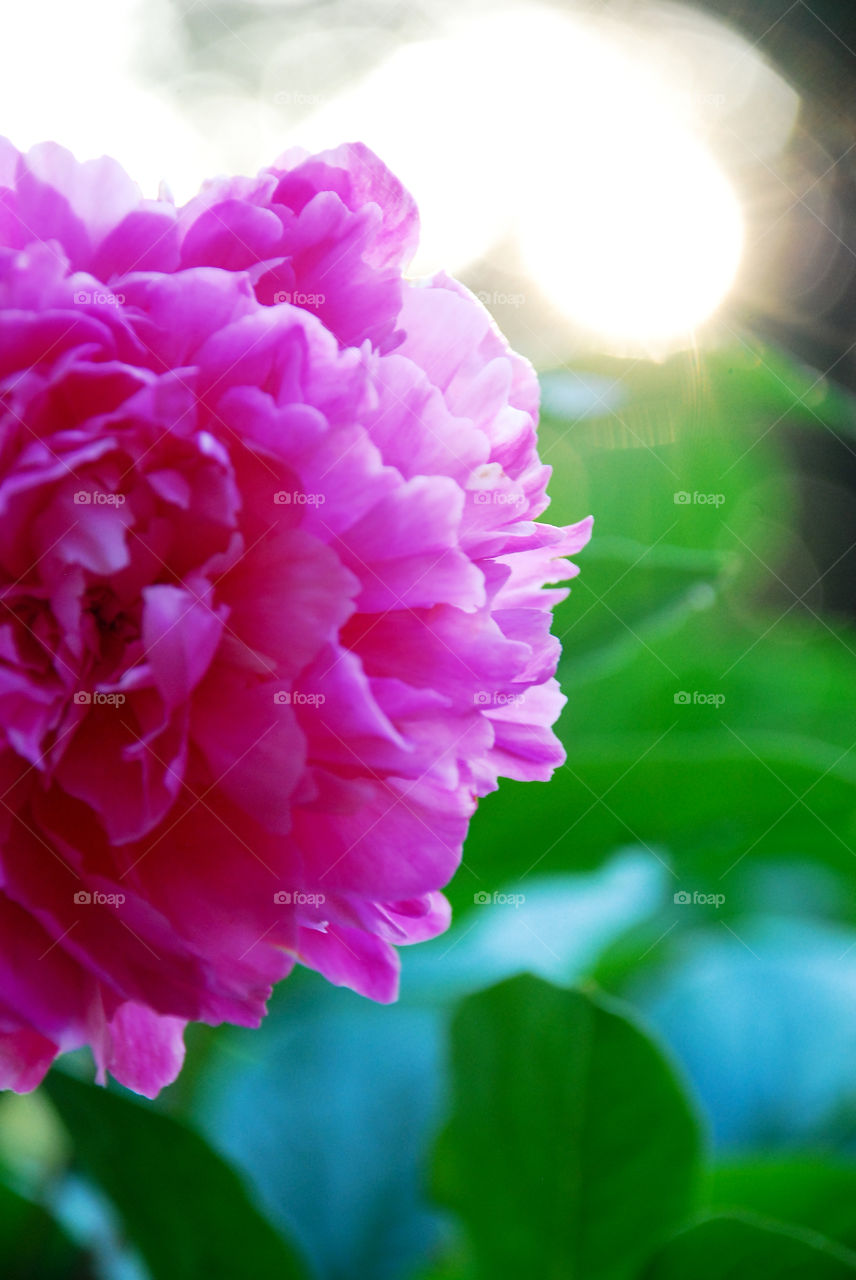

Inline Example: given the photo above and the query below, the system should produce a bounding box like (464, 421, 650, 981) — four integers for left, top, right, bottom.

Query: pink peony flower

(0, 138, 591, 1096)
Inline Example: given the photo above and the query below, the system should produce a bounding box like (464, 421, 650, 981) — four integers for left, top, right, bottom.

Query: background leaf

(43, 1071, 307, 1280)
(0, 1179, 92, 1280)
(433, 974, 702, 1280)
(643, 1214, 856, 1278)
(709, 1159, 856, 1256)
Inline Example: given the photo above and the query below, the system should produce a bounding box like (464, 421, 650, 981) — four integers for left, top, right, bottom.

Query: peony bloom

(0, 137, 591, 1096)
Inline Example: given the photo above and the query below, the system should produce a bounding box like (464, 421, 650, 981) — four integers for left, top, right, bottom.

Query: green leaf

(643, 1213, 856, 1278)
(709, 1158, 856, 1253)
(0, 1179, 92, 1279)
(433, 974, 701, 1280)
(43, 1070, 307, 1280)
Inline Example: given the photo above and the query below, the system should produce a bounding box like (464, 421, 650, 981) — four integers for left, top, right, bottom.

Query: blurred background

(5, 1, 856, 1277)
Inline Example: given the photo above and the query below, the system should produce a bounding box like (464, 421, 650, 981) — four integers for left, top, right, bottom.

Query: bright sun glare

(516, 15, 745, 346)
(296, 7, 750, 352)
(519, 95, 745, 345)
